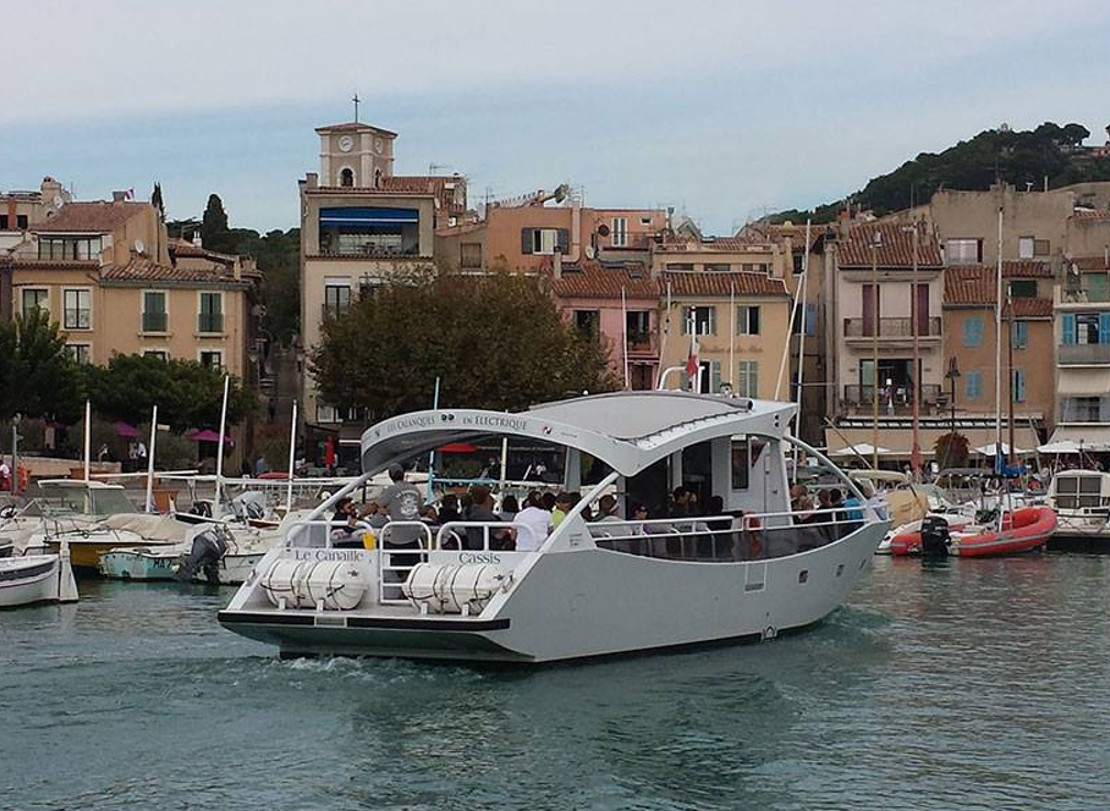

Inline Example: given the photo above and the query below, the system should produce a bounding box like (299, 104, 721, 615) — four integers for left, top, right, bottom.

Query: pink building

(547, 258, 661, 390)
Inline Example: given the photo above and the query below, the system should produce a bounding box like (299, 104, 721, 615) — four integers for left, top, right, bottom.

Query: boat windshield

(38, 484, 136, 518)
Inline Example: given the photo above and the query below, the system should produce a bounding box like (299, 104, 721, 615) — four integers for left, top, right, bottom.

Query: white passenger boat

(219, 392, 888, 664)
(0, 541, 78, 608)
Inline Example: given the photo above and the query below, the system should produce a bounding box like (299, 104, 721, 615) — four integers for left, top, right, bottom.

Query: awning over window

(825, 426, 1043, 458)
(1057, 368, 1110, 395)
(320, 207, 419, 226)
(1045, 425, 1110, 451)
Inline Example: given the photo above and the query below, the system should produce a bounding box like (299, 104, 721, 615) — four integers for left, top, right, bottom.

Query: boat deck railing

(589, 508, 876, 562)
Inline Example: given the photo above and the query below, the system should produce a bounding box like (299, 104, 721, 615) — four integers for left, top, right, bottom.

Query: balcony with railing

(626, 331, 659, 357)
(142, 311, 167, 333)
(843, 317, 942, 342)
(197, 312, 224, 334)
(1058, 396, 1110, 423)
(842, 383, 943, 414)
(1058, 343, 1110, 365)
(1058, 285, 1110, 305)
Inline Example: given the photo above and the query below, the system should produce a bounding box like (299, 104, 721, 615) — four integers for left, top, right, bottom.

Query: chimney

(192, 231, 202, 248)
(305, 172, 319, 190)
(112, 190, 127, 202)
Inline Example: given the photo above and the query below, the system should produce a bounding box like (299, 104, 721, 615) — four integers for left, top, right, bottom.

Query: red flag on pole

(685, 338, 699, 387)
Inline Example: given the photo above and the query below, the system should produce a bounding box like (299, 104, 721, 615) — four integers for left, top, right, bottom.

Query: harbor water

(3, 555, 1110, 810)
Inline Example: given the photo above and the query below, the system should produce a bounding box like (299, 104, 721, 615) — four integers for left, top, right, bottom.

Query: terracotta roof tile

(662, 270, 788, 297)
(943, 265, 1051, 315)
(1010, 298, 1053, 317)
(100, 257, 253, 285)
(1067, 256, 1110, 272)
(33, 201, 147, 233)
(837, 222, 943, 268)
(545, 259, 659, 299)
(168, 239, 238, 265)
(1002, 260, 1052, 278)
(1070, 209, 1110, 220)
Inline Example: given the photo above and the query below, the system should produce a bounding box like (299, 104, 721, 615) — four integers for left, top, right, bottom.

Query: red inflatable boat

(888, 506, 1057, 557)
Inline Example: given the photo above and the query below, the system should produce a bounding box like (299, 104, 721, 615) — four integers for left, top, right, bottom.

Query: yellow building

(657, 270, 791, 399)
(9, 200, 260, 379)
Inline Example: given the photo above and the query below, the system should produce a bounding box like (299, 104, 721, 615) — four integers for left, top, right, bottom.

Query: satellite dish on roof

(598, 224, 610, 236)
(134, 239, 146, 255)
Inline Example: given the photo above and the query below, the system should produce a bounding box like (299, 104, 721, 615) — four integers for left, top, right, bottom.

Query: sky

(5, 0, 1110, 234)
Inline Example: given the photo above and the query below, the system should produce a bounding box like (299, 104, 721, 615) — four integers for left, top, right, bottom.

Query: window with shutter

(963, 315, 983, 347)
(1062, 313, 1077, 344)
(1013, 369, 1026, 402)
(966, 371, 982, 400)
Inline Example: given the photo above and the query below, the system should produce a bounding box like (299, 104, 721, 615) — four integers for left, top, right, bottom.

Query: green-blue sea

(3, 554, 1109, 810)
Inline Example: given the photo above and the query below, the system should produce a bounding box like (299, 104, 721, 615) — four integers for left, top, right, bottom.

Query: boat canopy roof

(360, 391, 796, 478)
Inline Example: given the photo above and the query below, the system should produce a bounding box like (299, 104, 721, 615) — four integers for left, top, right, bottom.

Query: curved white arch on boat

(360, 391, 797, 478)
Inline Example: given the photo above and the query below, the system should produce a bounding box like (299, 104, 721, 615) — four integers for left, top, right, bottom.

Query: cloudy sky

(5, 0, 1110, 234)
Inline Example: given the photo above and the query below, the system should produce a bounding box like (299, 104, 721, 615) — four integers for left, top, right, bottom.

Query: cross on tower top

(352, 92, 361, 122)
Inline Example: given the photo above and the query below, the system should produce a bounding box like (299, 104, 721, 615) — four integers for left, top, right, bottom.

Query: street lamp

(870, 228, 883, 470)
(944, 356, 961, 470)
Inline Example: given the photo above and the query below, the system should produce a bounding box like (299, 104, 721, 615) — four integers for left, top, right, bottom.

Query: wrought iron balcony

(843, 317, 941, 339)
(842, 383, 942, 412)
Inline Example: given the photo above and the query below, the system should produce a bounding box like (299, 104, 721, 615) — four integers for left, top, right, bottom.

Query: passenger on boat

(438, 493, 462, 524)
(330, 497, 365, 548)
(595, 494, 623, 523)
(378, 465, 426, 589)
(668, 487, 694, 518)
(499, 494, 519, 522)
(466, 485, 513, 550)
(552, 492, 573, 527)
(514, 491, 553, 551)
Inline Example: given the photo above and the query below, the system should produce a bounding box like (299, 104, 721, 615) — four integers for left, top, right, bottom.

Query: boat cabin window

(731, 436, 765, 491)
(1054, 475, 1105, 510)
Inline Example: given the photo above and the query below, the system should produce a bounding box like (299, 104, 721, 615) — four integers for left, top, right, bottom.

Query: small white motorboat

(0, 541, 79, 608)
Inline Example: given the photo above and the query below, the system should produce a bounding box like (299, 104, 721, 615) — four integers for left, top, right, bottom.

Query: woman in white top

(513, 490, 553, 551)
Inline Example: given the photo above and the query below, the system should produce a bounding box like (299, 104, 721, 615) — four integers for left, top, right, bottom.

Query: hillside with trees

(771, 121, 1110, 224)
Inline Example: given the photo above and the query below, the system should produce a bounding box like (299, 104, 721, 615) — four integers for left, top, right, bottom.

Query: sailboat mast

(994, 206, 1004, 468)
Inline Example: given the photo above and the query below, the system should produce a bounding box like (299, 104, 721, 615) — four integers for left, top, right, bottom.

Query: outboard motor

(920, 515, 951, 558)
(176, 525, 230, 583)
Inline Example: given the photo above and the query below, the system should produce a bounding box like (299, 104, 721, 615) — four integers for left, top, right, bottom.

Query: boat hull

(46, 536, 175, 571)
(219, 522, 885, 664)
(0, 554, 76, 608)
(99, 548, 263, 585)
(889, 506, 1057, 557)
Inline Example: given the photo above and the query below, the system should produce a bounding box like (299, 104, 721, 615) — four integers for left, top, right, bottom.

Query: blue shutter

(1099, 313, 1110, 344)
(1014, 370, 1026, 402)
(963, 316, 983, 347)
(805, 303, 816, 336)
(1062, 313, 1077, 345)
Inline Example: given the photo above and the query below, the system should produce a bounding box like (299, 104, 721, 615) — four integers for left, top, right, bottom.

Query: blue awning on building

(320, 207, 419, 226)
